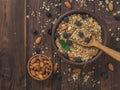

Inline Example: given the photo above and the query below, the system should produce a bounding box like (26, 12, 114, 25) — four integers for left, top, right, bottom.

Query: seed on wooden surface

(64, 1, 71, 9)
(35, 37, 42, 45)
(53, 63, 58, 73)
(108, 2, 113, 11)
(108, 63, 114, 72)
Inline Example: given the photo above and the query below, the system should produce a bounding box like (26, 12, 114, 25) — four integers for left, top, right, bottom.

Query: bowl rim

(52, 10, 108, 65)
(27, 54, 53, 80)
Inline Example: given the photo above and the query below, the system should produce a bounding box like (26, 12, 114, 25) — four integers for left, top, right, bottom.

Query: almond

(108, 63, 114, 71)
(30, 70, 36, 76)
(64, 1, 71, 9)
(30, 58, 36, 65)
(108, 2, 113, 11)
(53, 63, 58, 73)
(39, 62, 44, 67)
(61, 24, 68, 31)
(38, 74, 44, 79)
(35, 37, 42, 45)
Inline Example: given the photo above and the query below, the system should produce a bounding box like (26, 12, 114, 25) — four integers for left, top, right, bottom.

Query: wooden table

(0, 0, 120, 90)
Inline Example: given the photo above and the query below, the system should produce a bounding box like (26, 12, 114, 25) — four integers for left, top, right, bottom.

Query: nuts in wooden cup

(27, 54, 53, 80)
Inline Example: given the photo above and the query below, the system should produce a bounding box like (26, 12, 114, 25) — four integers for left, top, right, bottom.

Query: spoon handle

(95, 43, 120, 62)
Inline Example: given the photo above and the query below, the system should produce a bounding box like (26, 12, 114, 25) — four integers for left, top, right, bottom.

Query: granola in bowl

(55, 13, 102, 62)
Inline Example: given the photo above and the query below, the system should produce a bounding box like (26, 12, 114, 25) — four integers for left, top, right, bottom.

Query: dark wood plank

(0, 0, 26, 90)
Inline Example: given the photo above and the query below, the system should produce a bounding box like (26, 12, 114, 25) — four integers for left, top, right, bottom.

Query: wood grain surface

(0, 0, 120, 90)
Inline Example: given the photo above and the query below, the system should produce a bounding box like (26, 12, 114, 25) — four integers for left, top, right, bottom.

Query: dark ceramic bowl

(52, 10, 108, 65)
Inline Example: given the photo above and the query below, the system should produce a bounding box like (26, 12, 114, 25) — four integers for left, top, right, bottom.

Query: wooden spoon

(81, 36, 120, 62)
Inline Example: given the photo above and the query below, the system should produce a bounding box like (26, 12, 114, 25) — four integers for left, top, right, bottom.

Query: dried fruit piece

(61, 24, 68, 31)
(74, 57, 82, 63)
(34, 47, 41, 53)
(66, 40, 73, 46)
(32, 28, 38, 35)
(63, 17, 69, 23)
(46, 11, 52, 18)
(75, 21, 82, 26)
(64, 1, 71, 9)
(72, 68, 81, 73)
(108, 2, 113, 11)
(35, 37, 42, 45)
(78, 32, 84, 37)
(63, 53, 69, 59)
(84, 37, 90, 43)
(54, 71, 62, 80)
(108, 63, 114, 72)
(53, 63, 58, 73)
(68, 52, 74, 58)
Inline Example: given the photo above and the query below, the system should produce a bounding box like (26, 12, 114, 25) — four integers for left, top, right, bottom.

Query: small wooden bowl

(27, 54, 53, 80)
(52, 10, 108, 65)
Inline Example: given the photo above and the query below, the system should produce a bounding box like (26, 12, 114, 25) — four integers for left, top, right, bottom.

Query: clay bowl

(52, 10, 108, 65)
(27, 54, 53, 80)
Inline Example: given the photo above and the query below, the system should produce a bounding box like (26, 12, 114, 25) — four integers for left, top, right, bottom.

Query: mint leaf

(59, 39, 70, 51)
